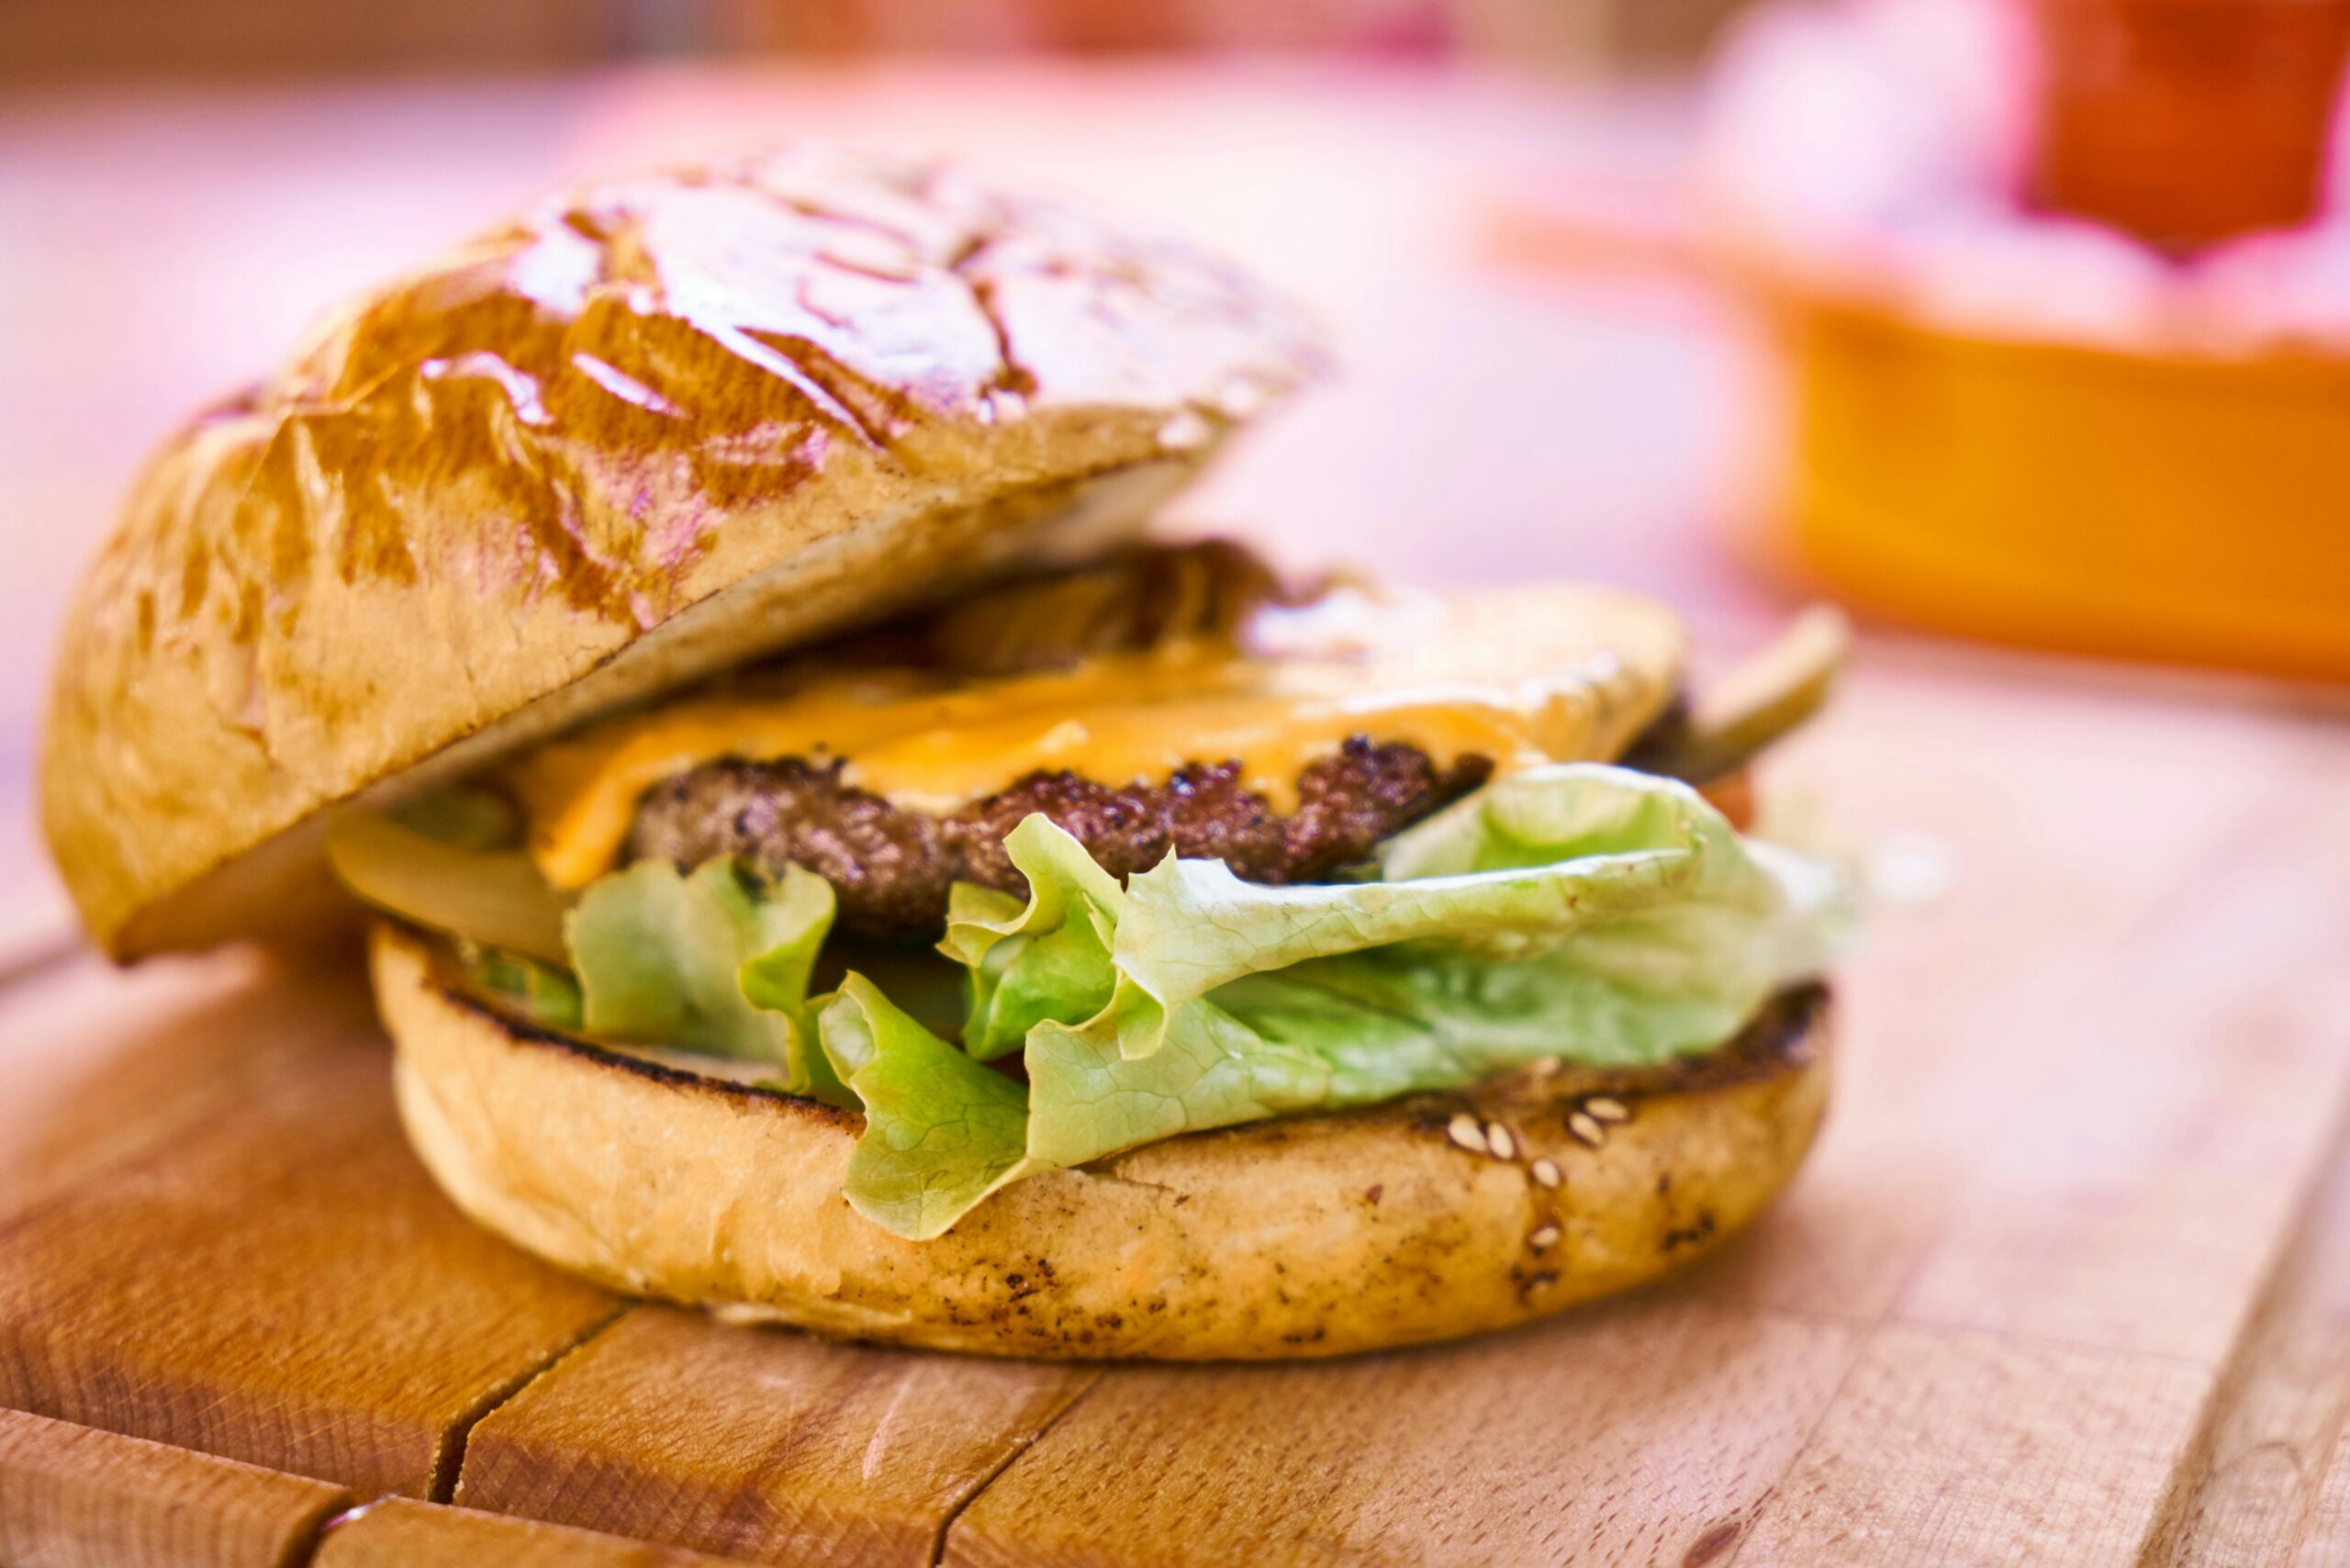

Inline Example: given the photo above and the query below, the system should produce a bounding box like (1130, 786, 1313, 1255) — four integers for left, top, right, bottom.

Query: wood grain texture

(2291, 1407, 2350, 1568)
(1721, 699, 2350, 1567)
(2143, 1075, 2350, 1564)
(456, 1304, 1095, 1567)
(1734, 1325, 2212, 1565)
(946, 1297, 1860, 1568)
(0, 956, 621, 1497)
(0, 1406, 349, 1568)
(0, 947, 311, 1222)
(315, 1498, 739, 1567)
(1891, 756, 2350, 1366)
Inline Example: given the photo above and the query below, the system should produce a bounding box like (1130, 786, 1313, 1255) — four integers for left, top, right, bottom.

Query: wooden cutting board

(4, 639, 2349, 1568)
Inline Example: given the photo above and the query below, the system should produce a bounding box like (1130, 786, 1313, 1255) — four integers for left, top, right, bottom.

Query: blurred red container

(2025, 0, 2350, 252)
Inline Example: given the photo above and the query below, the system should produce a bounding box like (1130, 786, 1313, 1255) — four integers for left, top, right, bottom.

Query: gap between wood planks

(927, 1367, 1109, 1567)
(2134, 1072, 2350, 1567)
(280, 1305, 1105, 1568)
(291, 1497, 366, 1568)
(292, 1304, 644, 1563)
(427, 1301, 633, 1501)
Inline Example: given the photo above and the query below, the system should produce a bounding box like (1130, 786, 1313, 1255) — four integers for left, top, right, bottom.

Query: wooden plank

(945, 1298, 1860, 1568)
(0, 958, 621, 1498)
(1679, 1117, 1953, 1327)
(1892, 759, 2350, 1364)
(457, 1304, 1095, 1568)
(0, 947, 308, 1223)
(1732, 1325, 2211, 1565)
(1729, 726, 2350, 1564)
(1668, 660, 2323, 1328)
(2291, 1410, 2350, 1568)
(2142, 1098, 2350, 1565)
(1793, 662, 2336, 1143)
(315, 1497, 737, 1567)
(0, 1406, 350, 1568)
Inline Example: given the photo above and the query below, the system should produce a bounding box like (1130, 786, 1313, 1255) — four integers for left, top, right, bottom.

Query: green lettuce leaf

(464, 942, 584, 1034)
(546, 765, 1849, 1241)
(566, 858, 849, 1103)
(883, 763, 1849, 1234)
(817, 976, 1038, 1239)
(940, 822, 1124, 1061)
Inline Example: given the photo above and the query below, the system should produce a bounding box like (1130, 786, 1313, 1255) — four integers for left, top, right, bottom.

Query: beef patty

(626, 738, 1494, 936)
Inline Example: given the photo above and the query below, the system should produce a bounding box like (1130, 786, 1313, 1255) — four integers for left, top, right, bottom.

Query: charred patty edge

(625, 736, 1494, 935)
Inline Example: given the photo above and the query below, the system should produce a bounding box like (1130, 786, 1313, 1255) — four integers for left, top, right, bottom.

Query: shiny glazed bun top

(42, 144, 1321, 958)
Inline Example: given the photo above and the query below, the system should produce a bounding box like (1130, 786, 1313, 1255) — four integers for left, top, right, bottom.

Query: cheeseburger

(41, 146, 1851, 1360)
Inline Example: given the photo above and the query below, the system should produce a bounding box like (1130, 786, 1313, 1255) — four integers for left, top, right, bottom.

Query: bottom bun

(371, 921, 1830, 1360)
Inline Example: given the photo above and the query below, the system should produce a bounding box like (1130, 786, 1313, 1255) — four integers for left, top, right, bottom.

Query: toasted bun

(371, 921, 1830, 1360)
(44, 146, 1318, 959)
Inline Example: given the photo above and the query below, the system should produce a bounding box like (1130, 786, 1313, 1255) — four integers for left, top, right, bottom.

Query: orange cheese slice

(503, 586, 1686, 890)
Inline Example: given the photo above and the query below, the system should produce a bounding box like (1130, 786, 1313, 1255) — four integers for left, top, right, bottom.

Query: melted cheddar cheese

(503, 586, 1686, 890)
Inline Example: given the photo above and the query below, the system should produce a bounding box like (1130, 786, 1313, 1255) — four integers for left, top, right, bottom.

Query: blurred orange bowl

(1736, 284, 2350, 686)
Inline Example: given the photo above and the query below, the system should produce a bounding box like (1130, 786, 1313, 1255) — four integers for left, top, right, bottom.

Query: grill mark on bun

(434, 980, 861, 1127)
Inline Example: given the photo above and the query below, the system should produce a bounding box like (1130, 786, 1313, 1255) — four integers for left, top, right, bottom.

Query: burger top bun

(43, 145, 1320, 959)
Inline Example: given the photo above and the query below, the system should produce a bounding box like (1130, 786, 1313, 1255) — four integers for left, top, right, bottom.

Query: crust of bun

(370, 921, 1830, 1361)
(45, 146, 1317, 958)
